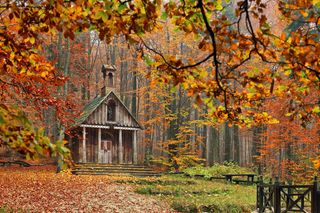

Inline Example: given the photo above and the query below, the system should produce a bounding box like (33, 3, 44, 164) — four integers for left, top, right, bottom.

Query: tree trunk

(64, 38, 71, 96)
(224, 122, 232, 162)
(211, 127, 220, 163)
(131, 59, 137, 118)
(233, 125, 240, 164)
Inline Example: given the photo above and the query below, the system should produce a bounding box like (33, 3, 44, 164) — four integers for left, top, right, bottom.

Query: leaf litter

(0, 166, 174, 212)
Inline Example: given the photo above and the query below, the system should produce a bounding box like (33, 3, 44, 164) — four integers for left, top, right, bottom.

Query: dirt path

(0, 166, 174, 212)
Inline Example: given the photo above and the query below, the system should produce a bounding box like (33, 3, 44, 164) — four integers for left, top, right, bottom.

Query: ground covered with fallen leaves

(0, 166, 174, 212)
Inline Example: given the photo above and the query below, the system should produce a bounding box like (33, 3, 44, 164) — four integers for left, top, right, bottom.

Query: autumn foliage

(256, 94, 320, 181)
(0, 0, 319, 176)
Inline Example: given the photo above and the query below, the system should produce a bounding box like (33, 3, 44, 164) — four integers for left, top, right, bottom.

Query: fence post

(274, 177, 281, 213)
(287, 180, 292, 210)
(318, 177, 320, 213)
(256, 176, 259, 209)
(257, 176, 264, 213)
(269, 178, 273, 207)
(311, 176, 319, 213)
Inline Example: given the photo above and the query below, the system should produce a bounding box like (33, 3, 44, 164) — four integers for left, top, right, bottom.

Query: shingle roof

(74, 95, 107, 126)
(73, 91, 142, 129)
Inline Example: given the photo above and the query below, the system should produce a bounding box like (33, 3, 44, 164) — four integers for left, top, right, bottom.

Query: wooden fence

(256, 177, 320, 213)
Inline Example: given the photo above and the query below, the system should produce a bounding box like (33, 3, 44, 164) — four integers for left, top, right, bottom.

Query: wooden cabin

(69, 65, 142, 164)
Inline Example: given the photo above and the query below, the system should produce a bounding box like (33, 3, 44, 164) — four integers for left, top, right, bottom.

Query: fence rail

(256, 177, 320, 213)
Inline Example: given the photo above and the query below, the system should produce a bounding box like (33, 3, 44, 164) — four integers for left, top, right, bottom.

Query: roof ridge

(107, 91, 142, 129)
(73, 91, 142, 129)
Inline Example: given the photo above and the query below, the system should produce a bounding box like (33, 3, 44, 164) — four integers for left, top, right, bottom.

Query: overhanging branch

(139, 37, 214, 70)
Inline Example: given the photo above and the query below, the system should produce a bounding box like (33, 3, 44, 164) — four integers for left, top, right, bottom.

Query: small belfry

(101, 64, 116, 95)
(69, 64, 142, 165)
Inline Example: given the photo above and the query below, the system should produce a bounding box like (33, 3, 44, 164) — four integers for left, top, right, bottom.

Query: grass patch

(0, 206, 22, 213)
(121, 174, 256, 212)
(116, 178, 196, 186)
(136, 185, 230, 196)
(183, 162, 254, 179)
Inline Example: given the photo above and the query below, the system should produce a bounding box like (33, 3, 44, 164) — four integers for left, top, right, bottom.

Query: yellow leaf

(312, 106, 320, 113)
(30, 37, 35, 44)
(10, 52, 15, 60)
(183, 23, 193, 33)
(284, 70, 292, 76)
(247, 93, 255, 99)
(313, 0, 320, 5)
(20, 68, 26, 74)
(41, 71, 48, 78)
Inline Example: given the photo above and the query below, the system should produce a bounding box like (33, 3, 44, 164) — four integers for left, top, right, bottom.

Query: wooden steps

(72, 163, 161, 177)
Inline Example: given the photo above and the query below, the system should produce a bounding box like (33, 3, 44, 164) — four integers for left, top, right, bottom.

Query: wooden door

(101, 140, 112, 164)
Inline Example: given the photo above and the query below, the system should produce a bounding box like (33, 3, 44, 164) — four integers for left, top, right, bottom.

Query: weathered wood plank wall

(85, 93, 139, 128)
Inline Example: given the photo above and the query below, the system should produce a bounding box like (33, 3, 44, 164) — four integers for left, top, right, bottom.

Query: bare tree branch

(196, 0, 230, 113)
(139, 37, 214, 70)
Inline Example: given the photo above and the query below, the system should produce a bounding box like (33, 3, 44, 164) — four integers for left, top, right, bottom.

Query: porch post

(119, 129, 123, 164)
(82, 127, 86, 163)
(133, 130, 138, 164)
(98, 128, 101, 163)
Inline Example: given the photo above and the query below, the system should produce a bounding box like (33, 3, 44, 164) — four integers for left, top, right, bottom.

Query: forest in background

(0, 0, 319, 182)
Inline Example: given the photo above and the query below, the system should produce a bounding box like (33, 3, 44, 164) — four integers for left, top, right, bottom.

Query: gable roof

(74, 91, 142, 129)
(74, 95, 106, 125)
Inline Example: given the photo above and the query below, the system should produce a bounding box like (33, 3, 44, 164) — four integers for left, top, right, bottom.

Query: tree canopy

(0, 0, 319, 164)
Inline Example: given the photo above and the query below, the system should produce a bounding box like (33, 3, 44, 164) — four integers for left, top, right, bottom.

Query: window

(108, 72, 113, 87)
(107, 100, 116, 121)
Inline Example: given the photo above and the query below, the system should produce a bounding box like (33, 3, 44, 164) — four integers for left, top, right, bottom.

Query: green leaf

(161, 11, 168, 20)
(35, 144, 43, 154)
(170, 86, 177, 93)
(247, 68, 259, 77)
(143, 55, 153, 66)
(0, 114, 4, 125)
(297, 86, 308, 93)
(261, 22, 270, 33)
(60, 146, 70, 153)
(26, 153, 31, 161)
(118, 4, 127, 12)
(96, 11, 108, 22)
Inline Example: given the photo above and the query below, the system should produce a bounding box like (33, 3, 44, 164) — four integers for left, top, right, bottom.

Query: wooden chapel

(69, 65, 142, 164)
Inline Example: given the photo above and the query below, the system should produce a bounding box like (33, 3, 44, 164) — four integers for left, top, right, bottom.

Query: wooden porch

(72, 125, 138, 164)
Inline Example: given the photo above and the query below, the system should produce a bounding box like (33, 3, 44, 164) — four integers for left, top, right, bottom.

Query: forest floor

(0, 166, 174, 212)
(0, 165, 257, 213)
